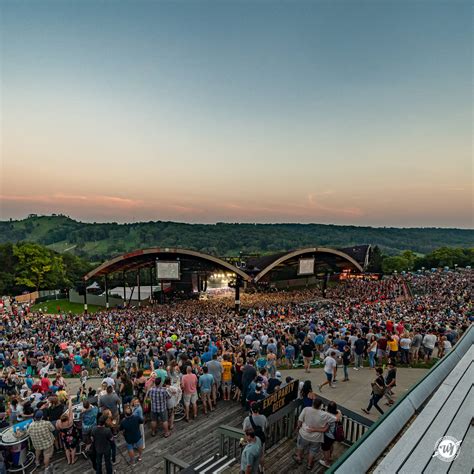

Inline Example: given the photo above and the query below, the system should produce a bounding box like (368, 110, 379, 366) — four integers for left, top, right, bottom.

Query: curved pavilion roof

(84, 245, 366, 282)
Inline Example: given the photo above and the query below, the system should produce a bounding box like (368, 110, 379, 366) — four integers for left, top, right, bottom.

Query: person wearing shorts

(120, 405, 144, 464)
(221, 354, 233, 401)
(198, 366, 214, 414)
(148, 378, 170, 437)
(318, 352, 337, 391)
(293, 398, 338, 470)
(27, 410, 55, 471)
(181, 366, 198, 422)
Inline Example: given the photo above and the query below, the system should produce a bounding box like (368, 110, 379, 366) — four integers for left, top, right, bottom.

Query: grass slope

(1, 215, 472, 262)
(31, 299, 100, 314)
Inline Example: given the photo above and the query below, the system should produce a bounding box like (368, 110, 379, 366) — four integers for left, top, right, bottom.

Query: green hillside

(0, 215, 472, 262)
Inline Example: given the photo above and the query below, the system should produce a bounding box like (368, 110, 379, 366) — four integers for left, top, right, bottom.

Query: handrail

(163, 453, 191, 474)
(328, 323, 474, 474)
(217, 398, 372, 463)
(217, 425, 245, 462)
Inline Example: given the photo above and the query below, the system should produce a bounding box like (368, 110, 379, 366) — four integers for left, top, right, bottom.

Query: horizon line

(1, 214, 473, 231)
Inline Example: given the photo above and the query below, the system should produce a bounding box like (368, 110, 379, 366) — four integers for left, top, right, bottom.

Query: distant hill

(0, 215, 472, 263)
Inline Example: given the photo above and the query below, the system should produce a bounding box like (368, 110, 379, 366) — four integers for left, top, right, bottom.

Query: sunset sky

(0, 0, 472, 227)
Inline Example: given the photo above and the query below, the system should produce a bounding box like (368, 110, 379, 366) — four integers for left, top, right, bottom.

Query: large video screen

(156, 261, 180, 280)
(298, 258, 315, 275)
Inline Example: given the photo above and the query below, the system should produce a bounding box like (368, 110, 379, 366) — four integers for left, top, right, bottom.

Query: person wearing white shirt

(293, 397, 340, 470)
(318, 352, 337, 391)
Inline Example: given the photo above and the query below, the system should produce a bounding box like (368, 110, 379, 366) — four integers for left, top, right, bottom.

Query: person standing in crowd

(438, 335, 452, 358)
(198, 365, 214, 415)
(91, 415, 114, 474)
(55, 398, 80, 465)
(149, 377, 171, 437)
(131, 398, 145, 449)
(81, 400, 99, 447)
(206, 354, 223, 408)
(243, 403, 267, 473)
(246, 382, 265, 407)
(342, 345, 351, 381)
(301, 337, 314, 373)
(28, 410, 56, 473)
(221, 354, 233, 401)
(319, 352, 337, 391)
(423, 329, 437, 361)
(362, 367, 386, 416)
(300, 381, 317, 407)
(319, 401, 342, 468)
(266, 371, 282, 394)
(353, 334, 366, 370)
(367, 336, 377, 368)
(293, 398, 340, 470)
(399, 333, 411, 364)
(98, 385, 120, 422)
(285, 342, 296, 368)
(241, 359, 257, 407)
(181, 365, 198, 422)
(387, 335, 398, 361)
(410, 328, 423, 364)
(120, 405, 144, 464)
(240, 429, 262, 474)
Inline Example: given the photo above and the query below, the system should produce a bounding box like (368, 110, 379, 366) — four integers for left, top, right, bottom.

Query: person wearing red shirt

(40, 376, 51, 393)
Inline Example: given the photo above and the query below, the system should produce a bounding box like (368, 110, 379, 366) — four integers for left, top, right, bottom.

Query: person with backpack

(319, 401, 343, 468)
(242, 403, 267, 473)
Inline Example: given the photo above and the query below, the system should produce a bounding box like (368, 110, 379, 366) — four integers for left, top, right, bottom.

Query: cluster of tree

(1, 240, 472, 296)
(380, 247, 474, 274)
(0, 215, 472, 262)
(0, 242, 93, 296)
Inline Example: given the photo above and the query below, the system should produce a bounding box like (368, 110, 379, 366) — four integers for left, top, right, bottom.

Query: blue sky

(1, 0, 472, 227)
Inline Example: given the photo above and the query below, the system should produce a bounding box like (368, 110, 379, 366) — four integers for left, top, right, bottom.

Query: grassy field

(31, 298, 101, 314)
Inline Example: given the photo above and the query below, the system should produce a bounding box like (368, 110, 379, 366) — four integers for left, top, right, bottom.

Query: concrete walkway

(282, 366, 429, 421)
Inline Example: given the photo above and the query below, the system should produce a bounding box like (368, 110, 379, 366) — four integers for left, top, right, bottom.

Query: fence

(14, 289, 64, 304)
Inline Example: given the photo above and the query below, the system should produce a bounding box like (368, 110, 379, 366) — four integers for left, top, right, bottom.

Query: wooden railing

(165, 398, 372, 472)
(216, 425, 245, 461)
(163, 453, 191, 474)
(217, 398, 372, 459)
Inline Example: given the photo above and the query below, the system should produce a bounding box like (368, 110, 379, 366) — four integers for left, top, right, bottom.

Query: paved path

(282, 366, 429, 421)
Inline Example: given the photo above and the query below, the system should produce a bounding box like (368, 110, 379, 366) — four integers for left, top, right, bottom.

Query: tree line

(0, 215, 472, 262)
(0, 241, 472, 296)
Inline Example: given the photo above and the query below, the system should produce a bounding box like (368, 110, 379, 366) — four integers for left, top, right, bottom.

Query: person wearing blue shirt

(201, 350, 212, 364)
(240, 430, 262, 474)
(198, 366, 214, 414)
(315, 333, 325, 351)
(285, 344, 295, 368)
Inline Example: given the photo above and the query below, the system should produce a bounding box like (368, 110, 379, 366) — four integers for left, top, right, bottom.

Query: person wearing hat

(27, 409, 55, 472)
(246, 382, 266, 408)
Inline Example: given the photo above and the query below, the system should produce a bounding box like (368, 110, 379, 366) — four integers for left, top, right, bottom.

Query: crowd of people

(0, 269, 471, 472)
